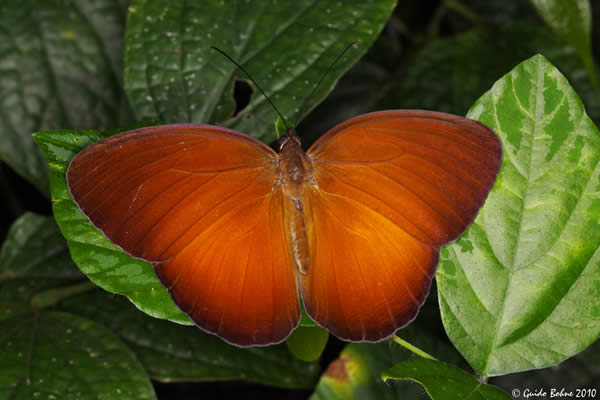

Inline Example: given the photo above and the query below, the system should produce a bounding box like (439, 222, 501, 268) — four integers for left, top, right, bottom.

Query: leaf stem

(30, 280, 96, 311)
(392, 335, 437, 360)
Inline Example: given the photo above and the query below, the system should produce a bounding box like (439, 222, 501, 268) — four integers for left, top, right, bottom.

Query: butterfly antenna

(293, 41, 357, 128)
(211, 46, 291, 134)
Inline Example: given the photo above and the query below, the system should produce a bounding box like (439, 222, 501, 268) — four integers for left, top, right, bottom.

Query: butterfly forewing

(303, 110, 501, 341)
(67, 125, 301, 346)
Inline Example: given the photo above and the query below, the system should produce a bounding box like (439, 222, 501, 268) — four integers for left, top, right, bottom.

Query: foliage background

(1, 0, 600, 399)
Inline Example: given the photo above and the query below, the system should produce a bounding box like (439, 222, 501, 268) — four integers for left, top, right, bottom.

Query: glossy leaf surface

(0, 312, 156, 399)
(382, 359, 510, 400)
(59, 290, 320, 388)
(0, 212, 80, 281)
(124, 0, 396, 142)
(0, 0, 131, 196)
(437, 55, 600, 375)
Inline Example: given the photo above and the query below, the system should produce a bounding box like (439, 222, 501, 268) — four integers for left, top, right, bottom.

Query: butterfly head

(279, 128, 301, 151)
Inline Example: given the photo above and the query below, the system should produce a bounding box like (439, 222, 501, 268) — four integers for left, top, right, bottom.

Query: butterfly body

(67, 110, 501, 346)
(279, 132, 314, 275)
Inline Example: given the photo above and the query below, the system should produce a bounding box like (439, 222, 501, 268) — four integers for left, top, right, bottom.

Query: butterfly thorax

(278, 134, 313, 275)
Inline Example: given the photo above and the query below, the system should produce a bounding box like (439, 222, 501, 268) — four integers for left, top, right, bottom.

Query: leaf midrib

(482, 56, 546, 374)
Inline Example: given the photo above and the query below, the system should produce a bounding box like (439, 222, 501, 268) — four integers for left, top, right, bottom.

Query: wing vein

(75, 140, 212, 205)
(129, 171, 226, 254)
(71, 137, 205, 192)
(366, 165, 460, 228)
(368, 128, 494, 180)
(388, 163, 470, 214)
(321, 167, 436, 246)
(160, 191, 271, 261)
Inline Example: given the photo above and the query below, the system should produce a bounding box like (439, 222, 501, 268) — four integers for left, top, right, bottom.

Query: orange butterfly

(67, 110, 501, 346)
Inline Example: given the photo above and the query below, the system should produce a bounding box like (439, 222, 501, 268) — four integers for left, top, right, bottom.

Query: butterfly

(67, 109, 501, 346)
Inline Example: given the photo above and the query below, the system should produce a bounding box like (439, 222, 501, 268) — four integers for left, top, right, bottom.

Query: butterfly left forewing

(68, 125, 300, 346)
(303, 110, 501, 341)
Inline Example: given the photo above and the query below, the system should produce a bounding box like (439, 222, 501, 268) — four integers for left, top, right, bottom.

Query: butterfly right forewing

(301, 110, 501, 341)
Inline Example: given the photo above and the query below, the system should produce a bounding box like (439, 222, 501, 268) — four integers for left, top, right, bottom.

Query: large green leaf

(0, 212, 81, 281)
(0, 311, 156, 399)
(59, 290, 320, 388)
(0, 212, 84, 321)
(0, 279, 66, 322)
(0, 0, 131, 196)
(124, 0, 396, 142)
(530, 0, 596, 84)
(437, 55, 600, 375)
(382, 359, 510, 400)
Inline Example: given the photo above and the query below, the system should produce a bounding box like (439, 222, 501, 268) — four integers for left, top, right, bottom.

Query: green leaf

(310, 322, 465, 400)
(286, 326, 329, 362)
(0, 311, 156, 399)
(437, 55, 600, 375)
(0, 212, 81, 282)
(275, 116, 288, 139)
(382, 359, 511, 400)
(300, 300, 318, 327)
(0, 279, 63, 322)
(59, 290, 320, 389)
(33, 128, 191, 324)
(123, 0, 396, 142)
(0, 0, 132, 196)
(492, 339, 600, 394)
(378, 23, 600, 124)
(0, 212, 89, 321)
(530, 0, 596, 84)
(298, 58, 390, 145)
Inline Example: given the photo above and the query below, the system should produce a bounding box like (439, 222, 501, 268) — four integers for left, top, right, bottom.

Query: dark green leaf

(0, 0, 132, 196)
(0, 212, 80, 282)
(0, 311, 156, 399)
(382, 359, 510, 400)
(0, 279, 63, 321)
(438, 55, 600, 375)
(378, 23, 600, 124)
(59, 290, 320, 388)
(124, 0, 397, 142)
(530, 0, 596, 84)
(298, 58, 390, 145)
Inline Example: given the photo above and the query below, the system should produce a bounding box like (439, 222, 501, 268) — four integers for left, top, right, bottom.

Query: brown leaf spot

(323, 355, 349, 381)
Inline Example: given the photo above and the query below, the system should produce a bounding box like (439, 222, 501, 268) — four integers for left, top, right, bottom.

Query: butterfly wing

(303, 110, 501, 341)
(67, 124, 300, 346)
